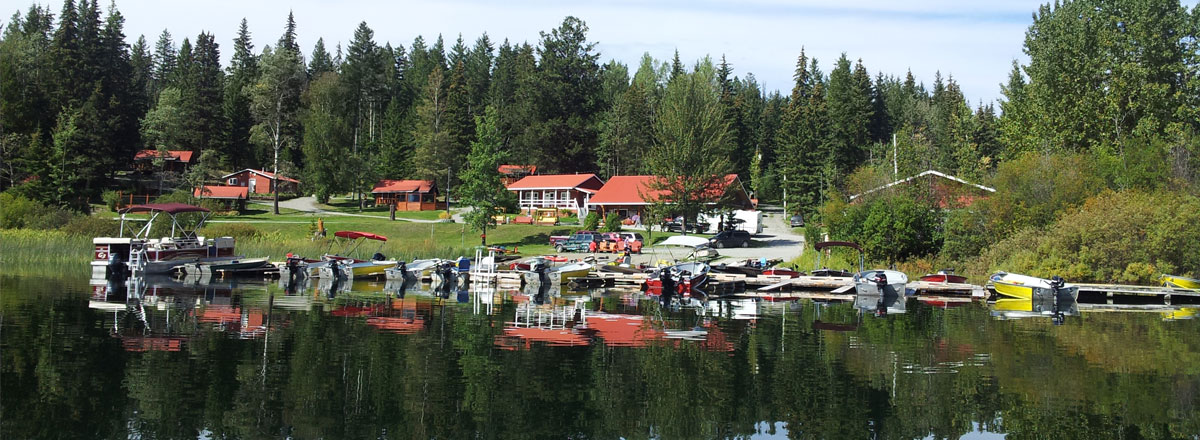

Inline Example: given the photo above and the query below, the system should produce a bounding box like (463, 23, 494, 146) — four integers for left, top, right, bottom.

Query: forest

(1, 0, 1199, 280)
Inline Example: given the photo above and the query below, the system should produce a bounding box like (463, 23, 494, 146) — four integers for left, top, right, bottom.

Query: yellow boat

(1160, 274, 1200, 289)
(989, 272, 1078, 300)
(549, 262, 593, 281)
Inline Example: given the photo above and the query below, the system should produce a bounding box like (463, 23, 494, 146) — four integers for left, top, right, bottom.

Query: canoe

(989, 272, 1078, 301)
(1161, 274, 1200, 289)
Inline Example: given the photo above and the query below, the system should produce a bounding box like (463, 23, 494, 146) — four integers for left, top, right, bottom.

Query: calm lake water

(2, 271, 1199, 439)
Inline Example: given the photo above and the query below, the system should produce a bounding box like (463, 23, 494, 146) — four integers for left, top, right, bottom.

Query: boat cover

(119, 203, 210, 214)
(334, 231, 388, 241)
(658, 235, 709, 248)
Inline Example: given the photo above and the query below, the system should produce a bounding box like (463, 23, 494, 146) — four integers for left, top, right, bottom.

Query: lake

(2, 271, 1199, 439)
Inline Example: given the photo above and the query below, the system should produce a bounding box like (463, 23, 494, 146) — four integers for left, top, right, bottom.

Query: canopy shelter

(117, 203, 211, 239)
(327, 230, 390, 260)
(334, 231, 388, 242)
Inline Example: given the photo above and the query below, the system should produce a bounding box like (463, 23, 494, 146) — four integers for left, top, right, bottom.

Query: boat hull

(1161, 274, 1200, 289)
(853, 270, 909, 297)
(990, 272, 1079, 301)
(920, 273, 967, 284)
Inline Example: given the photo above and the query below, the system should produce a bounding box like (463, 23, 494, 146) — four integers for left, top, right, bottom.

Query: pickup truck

(549, 230, 598, 247)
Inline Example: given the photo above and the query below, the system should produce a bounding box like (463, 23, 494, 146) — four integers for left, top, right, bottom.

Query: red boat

(762, 267, 803, 278)
(644, 262, 710, 296)
(920, 270, 967, 284)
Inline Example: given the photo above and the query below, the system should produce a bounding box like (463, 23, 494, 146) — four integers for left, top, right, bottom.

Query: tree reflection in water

(2, 274, 1199, 439)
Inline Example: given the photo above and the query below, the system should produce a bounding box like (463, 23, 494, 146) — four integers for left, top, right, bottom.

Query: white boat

(852, 269, 908, 296)
(548, 262, 593, 280)
(989, 272, 1078, 301)
(91, 203, 236, 277)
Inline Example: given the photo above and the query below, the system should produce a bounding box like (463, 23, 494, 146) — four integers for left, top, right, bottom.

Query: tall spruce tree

(532, 16, 601, 172)
(308, 37, 335, 77)
(249, 45, 306, 214)
(459, 106, 515, 245)
(224, 18, 257, 168)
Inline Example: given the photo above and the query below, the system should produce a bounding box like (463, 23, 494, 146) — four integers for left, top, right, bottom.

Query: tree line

(1, 0, 1197, 216)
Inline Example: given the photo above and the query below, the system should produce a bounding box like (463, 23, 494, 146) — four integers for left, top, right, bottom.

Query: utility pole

(782, 174, 788, 215)
(892, 133, 898, 178)
(445, 166, 452, 215)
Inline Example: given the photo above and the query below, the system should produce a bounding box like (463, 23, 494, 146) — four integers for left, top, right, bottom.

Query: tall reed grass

(0, 229, 93, 267)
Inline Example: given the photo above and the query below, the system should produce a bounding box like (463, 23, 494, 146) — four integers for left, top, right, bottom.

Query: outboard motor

(372, 252, 386, 261)
(1049, 275, 1065, 291)
(107, 252, 128, 280)
(873, 272, 888, 287)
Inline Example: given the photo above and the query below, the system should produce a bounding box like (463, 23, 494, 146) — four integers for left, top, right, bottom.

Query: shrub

(968, 190, 1200, 283)
(0, 191, 71, 230)
(61, 215, 120, 237)
(102, 190, 121, 212)
(583, 212, 601, 231)
(821, 191, 942, 264)
(602, 213, 622, 232)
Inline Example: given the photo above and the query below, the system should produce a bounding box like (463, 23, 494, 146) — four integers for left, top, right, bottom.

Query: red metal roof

(119, 203, 210, 214)
(194, 185, 248, 199)
(588, 174, 741, 205)
(221, 169, 300, 184)
(506, 174, 604, 193)
(371, 179, 435, 193)
(135, 150, 194, 162)
(498, 164, 537, 174)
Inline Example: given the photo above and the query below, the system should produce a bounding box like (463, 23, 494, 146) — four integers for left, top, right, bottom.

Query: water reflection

(3, 272, 1200, 439)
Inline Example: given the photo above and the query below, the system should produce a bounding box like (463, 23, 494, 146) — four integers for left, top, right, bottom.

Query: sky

(15, 0, 1191, 105)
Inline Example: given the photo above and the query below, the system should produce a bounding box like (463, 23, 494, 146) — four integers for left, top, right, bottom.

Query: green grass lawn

(316, 198, 450, 220)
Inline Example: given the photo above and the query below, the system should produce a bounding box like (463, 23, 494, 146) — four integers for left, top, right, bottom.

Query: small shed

(221, 169, 300, 195)
(193, 185, 248, 211)
(134, 150, 194, 172)
(371, 179, 440, 211)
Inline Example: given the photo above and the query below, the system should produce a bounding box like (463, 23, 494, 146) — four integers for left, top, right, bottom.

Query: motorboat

(178, 257, 271, 275)
(1160, 274, 1200, 289)
(989, 272, 1079, 301)
(644, 262, 710, 296)
(762, 266, 804, 278)
(853, 289, 908, 316)
(309, 231, 397, 279)
(91, 203, 236, 277)
(548, 262, 593, 280)
(656, 235, 720, 262)
(991, 295, 1079, 323)
(853, 269, 909, 296)
(811, 241, 863, 278)
(920, 269, 967, 284)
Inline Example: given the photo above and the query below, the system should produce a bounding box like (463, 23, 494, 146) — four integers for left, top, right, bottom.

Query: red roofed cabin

(848, 170, 996, 209)
(134, 150, 193, 172)
(587, 174, 754, 222)
(506, 174, 604, 217)
(371, 179, 440, 211)
(498, 165, 537, 186)
(221, 169, 300, 195)
(193, 185, 248, 211)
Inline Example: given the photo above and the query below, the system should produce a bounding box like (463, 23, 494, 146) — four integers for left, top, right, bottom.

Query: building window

(227, 177, 239, 185)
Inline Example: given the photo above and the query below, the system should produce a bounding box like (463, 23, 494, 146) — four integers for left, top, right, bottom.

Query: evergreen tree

(50, 0, 83, 109)
(776, 51, 829, 212)
(248, 45, 306, 214)
(151, 29, 176, 93)
(0, 5, 56, 138)
(180, 32, 225, 157)
(411, 66, 452, 183)
(446, 59, 475, 159)
(459, 106, 515, 245)
(308, 37, 335, 77)
(342, 22, 391, 207)
(301, 72, 352, 202)
(532, 16, 601, 172)
(465, 34, 494, 117)
(644, 60, 732, 233)
(597, 80, 653, 178)
(825, 55, 872, 183)
(278, 11, 299, 54)
(224, 18, 257, 167)
(129, 35, 153, 108)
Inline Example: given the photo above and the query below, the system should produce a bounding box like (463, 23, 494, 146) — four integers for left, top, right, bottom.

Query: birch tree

(248, 45, 305, 214)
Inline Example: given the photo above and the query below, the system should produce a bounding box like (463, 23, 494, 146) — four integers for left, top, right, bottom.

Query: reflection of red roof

(372, 179, 435, 193)
(122, 337, 184, 352)
(194, 185, 248, 199)
(588, 174, 740, 205)
(222, 169, 300, 184)
(199, 305, 241, 323)
(498, 165, 537, 175)
(586, 314, 663, 347)
(498, 327, 590, 348)
(135, 150, 194, 162)
(506, 174, 604, 193)
(366, 316, 426, 334)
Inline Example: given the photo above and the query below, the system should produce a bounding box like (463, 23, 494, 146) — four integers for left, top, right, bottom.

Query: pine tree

(224, 18, 258, 168)
(308, 37, 335, 77)
(152, 29, 176, 93)
(825, 55, 872, 184)
(180, 32, 225, 158)
(459, 106, 515, 245)
(249, 45, 306, 214)
(301, 72, 352, 202)
(411, 66, 452, 182)
(532, 16, 601, 172)
(278, 11, 299, 54)
(50, 0, 83, 109)
(465, 34, 493, 117)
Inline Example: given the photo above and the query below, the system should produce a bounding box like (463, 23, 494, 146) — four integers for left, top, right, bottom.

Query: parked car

(789, 214, 804, 228)
(661, 219, 709, 233)
(555, 232, 600, 252)
(709, 230, 752, 248)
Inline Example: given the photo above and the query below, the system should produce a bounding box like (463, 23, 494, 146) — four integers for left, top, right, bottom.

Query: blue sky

(19, 0, 1198, 105)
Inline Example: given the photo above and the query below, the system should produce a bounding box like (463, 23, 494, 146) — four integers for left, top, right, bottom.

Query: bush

(602, 213, 622, 232)
(968, 190, 1200, 283)
(61, 215, 120, 237)
(979, 152, 1105, 236)
(583, 212, 601, 231)
(102, 190, 121, 212)
(0, 192, 71, 230)
(821, 191, 942, 264)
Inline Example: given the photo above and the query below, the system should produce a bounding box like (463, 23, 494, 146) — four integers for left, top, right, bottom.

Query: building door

(249, 178, 256, 193)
